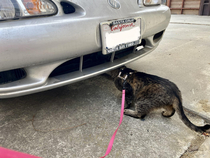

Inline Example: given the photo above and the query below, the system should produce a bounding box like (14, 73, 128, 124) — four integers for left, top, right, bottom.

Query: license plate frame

(100, 17, 141, 55)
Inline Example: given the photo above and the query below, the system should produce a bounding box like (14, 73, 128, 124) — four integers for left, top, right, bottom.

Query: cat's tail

(173, 97, 210, 134)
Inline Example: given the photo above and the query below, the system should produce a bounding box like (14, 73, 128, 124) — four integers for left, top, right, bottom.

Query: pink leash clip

(100, 89, 125, 158)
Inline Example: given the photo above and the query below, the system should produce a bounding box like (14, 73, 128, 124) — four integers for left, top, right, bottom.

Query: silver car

(0, 0, 170, 98)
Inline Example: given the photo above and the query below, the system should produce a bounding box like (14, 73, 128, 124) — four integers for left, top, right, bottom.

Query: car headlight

(144, 0, 161, 5)
(0, 0, 57, 21)
(137, 0, 164, 6)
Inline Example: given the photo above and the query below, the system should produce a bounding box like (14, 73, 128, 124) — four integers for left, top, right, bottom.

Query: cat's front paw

(124, 109, 131, 116)
(124, 109, 128, 114)
(124, 109, 135, 116)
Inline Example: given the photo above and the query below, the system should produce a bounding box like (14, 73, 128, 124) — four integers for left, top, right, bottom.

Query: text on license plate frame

(100, 17, 141, 55)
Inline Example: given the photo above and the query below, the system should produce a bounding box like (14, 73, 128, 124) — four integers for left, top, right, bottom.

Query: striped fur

(109, 67, 210, 134)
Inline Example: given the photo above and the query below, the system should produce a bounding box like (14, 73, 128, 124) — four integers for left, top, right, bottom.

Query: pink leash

(0, 89, 126, 158)
(100, 89, 125, 158)
(0, 147, 40, 158)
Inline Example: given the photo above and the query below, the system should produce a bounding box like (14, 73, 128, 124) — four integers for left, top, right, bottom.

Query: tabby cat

(109, 66, 210, 135)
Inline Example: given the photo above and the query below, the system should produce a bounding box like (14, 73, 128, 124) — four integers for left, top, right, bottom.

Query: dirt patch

(198, 100, 210, 113)
(180, 135, 206, 158)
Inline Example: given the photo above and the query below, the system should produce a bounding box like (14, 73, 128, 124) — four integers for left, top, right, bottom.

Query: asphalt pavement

(0, 15, 210, 158)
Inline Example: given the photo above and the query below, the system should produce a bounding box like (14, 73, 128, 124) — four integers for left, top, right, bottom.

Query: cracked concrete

(0, 15, 210, 158)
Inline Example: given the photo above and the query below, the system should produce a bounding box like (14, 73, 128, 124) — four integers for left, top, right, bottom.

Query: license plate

(100, 17, 141, 54)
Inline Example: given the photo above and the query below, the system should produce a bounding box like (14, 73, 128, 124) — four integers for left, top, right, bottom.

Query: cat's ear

(120, 65, 126, 70)
(107, 68, 120, 78)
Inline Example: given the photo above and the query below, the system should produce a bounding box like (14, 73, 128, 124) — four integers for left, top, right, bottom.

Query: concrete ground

(0, 15, 210, 158)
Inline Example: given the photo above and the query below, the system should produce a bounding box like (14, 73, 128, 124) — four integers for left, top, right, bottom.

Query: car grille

(0, 47, 135, 85)
(49, 46, 135, 77)
(0, 69, 26, 85)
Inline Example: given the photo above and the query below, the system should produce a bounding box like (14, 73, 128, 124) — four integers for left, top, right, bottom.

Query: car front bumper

(0, 1, 170, 98)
